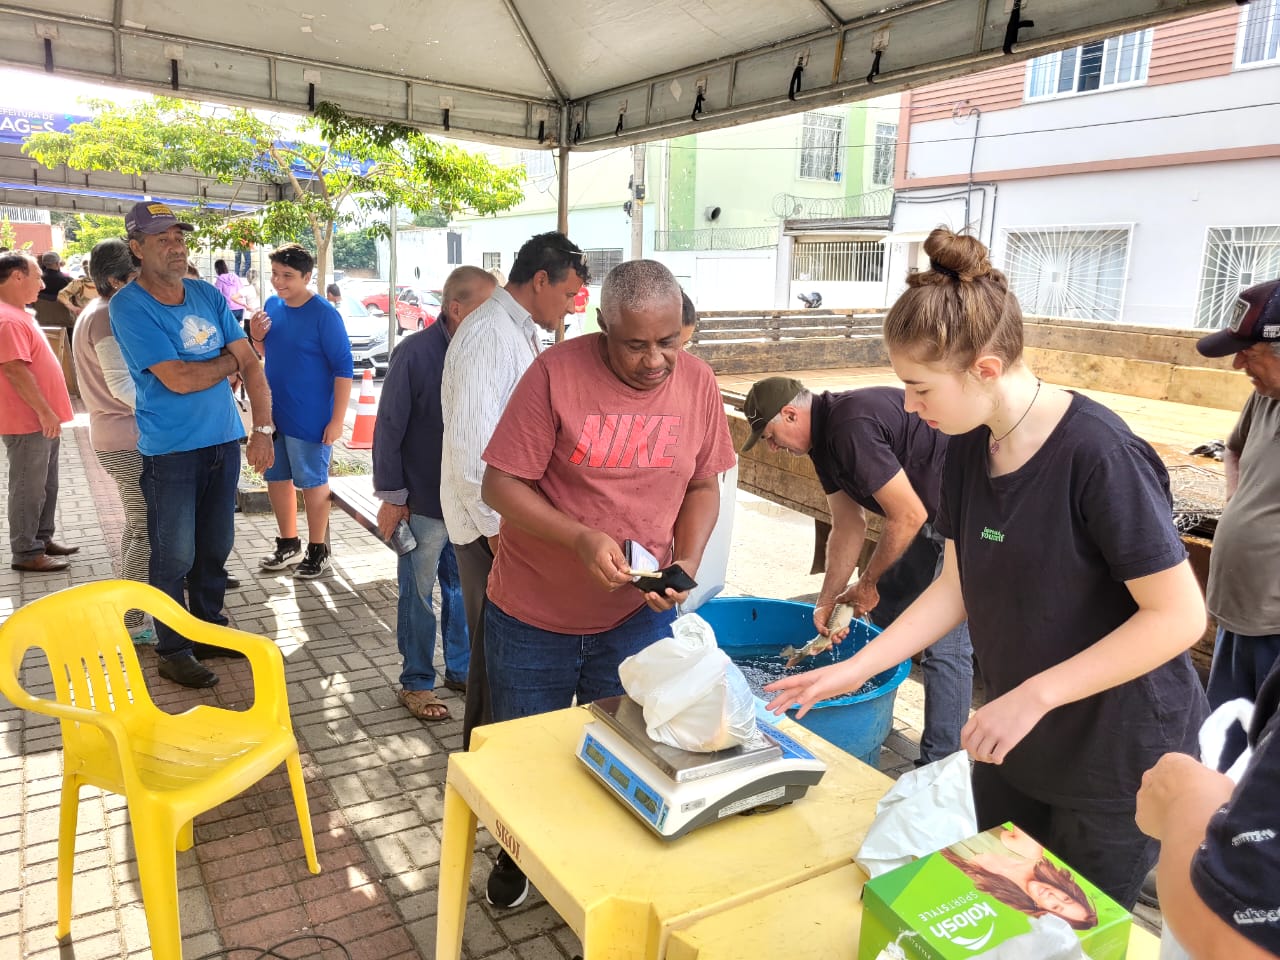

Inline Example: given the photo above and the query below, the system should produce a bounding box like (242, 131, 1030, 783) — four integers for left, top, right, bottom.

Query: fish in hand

(778, 603, 856, 668)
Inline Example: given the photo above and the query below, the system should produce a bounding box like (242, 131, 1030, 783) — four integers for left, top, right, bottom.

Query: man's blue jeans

(234, 249, 251, 276)
(139, 441, 239, 657)
(397, 514, 469, 690)
(1205, 626, 1280, 771)
(485, 600, 676, 723)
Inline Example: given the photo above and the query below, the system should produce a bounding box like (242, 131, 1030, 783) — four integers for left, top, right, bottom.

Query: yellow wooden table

(436, 707, 892, 960)
(665, 863, 1163, 959)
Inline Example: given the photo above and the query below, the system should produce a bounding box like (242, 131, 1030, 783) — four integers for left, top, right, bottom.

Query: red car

(360, 285, 441, 332)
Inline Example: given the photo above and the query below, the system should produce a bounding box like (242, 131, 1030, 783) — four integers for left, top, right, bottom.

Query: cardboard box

(858, 824, 1131, 959)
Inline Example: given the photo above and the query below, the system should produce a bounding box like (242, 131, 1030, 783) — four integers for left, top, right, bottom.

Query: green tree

(0, 217, 15, 249)
(333, 230, 378, 271)
(62, 214, 128, 256)
(24, 97, 525, 289)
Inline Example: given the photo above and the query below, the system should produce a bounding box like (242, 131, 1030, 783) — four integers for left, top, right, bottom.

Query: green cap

(741, 376, 805, 451)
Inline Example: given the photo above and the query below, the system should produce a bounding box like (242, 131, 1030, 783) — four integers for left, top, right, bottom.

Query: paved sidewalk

(3, 412, 1146, 959)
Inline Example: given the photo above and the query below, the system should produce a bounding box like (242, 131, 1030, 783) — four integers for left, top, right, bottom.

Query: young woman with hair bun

(766, 227, 1209, 908)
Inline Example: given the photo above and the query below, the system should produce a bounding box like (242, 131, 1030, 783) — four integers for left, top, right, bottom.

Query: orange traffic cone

(347, 369, 376, 449)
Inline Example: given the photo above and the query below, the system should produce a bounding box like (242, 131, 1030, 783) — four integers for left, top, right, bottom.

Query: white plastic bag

(1160, 696, 1255, 960)
(617, 612, 757, 752)
(855, 751, 977, 879)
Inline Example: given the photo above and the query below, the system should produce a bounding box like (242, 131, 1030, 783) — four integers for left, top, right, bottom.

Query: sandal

(397, 688, 451, 722)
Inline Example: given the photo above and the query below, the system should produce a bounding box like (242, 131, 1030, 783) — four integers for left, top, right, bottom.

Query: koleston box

(858, 824, 1131, 960)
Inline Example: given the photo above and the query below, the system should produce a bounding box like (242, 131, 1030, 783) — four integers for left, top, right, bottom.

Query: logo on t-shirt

(180, 314, 222, 354)
(569, 414, 682, 469)
(979, 526, 1005, 543)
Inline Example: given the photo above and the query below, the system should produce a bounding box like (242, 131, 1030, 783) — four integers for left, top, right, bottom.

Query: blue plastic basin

(696, 596, 909, 767)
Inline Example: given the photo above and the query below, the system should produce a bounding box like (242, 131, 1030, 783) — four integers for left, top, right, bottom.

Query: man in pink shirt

(478, 258, 736, 907)
(0, 252, 76, 572)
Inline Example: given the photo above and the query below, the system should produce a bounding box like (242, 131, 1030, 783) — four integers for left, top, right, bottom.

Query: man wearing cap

(1195, 279, 1280, 768)
(109, 201, 275, 689)
(741, 376, 971, 765)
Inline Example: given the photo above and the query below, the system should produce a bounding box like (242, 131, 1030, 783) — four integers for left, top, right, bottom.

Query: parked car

(335, 296, 390, 377)
(359, 284, 441, 333)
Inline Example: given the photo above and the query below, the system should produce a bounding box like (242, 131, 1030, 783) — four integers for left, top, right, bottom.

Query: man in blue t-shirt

(110, 201, 276, 689)
(248, 244, 353, 579)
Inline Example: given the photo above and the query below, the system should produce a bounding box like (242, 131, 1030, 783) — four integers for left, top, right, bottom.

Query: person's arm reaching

(814, 491, 867, 635)
(766, 539, 968, 717)
(1136, 753, 1274, 960)
(961, 560, 1205, 764)
(1223, 446, 1240, 501)
(373, 350, 412, 541)
(837, 469, 928, 620)
(0, 360, 62, 438)
(482, 466, 632, 592)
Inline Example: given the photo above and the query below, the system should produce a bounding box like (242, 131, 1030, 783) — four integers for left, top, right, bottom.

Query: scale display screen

(580, 732, 668, 830)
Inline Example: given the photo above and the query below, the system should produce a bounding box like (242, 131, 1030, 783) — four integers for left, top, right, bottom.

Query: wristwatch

(252, 425, 276, 437)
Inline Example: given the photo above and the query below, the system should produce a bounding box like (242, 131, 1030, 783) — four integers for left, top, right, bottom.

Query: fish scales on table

(778, 603, 856, 668)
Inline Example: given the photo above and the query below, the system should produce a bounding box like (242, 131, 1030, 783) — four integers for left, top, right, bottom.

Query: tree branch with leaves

(24, 97, 525, 289)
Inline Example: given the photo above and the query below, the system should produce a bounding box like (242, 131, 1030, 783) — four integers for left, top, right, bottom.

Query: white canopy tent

(0, 0, 1241, 220)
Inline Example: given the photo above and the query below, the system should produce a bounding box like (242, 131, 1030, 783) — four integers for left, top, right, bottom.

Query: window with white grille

(1237, 0, 1280, 67)
(872, 123, 897, 187)
(482, 252, 501, 271)
(799, 113, 845, 182)
(521, 150, 555, 179)
(1195, 226, 1280, 329)
(1025, 30, 1152, 100)
(792, 240, 883, 282)
(1004, 227, 1131, 322)
(583, 248, 623, 280)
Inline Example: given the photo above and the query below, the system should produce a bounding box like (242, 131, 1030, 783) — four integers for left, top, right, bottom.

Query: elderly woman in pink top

(71, 238, 155, 643)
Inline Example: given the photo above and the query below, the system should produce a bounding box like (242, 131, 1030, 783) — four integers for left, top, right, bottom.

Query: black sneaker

(190, 641, 247, 660)
(260, 537, 302, 571)
(294, 543, 331, 580)
(157, 653, 219, 688)
(486, 849, 529, 908)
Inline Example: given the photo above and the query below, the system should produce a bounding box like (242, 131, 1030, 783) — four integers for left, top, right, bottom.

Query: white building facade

(886, 2, 1280, 329)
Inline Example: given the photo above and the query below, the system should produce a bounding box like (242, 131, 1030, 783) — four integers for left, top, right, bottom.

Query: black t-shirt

(808, 387, 948, 520)
(38, 268, 70, 302)
(936, 392, 1207, 808)
(1192, 659, 1280, 954)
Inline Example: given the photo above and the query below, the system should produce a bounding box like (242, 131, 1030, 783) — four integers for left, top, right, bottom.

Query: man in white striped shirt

(440, 231, 589, 757)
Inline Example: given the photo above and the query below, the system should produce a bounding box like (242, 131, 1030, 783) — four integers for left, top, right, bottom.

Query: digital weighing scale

(576, 695, 827, 840)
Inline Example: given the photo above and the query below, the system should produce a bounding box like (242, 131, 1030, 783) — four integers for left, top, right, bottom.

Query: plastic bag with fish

(779, 603, 856, 668)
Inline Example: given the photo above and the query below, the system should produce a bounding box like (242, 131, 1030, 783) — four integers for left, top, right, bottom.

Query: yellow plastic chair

(0, 580, 320, 959)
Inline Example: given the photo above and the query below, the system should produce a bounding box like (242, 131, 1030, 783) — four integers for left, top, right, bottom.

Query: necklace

(989, 379, 1042, 454)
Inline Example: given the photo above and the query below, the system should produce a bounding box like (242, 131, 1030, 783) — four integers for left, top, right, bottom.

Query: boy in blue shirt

(248, 244, 353, 578)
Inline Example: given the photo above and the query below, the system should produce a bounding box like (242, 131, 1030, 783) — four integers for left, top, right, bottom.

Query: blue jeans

(140, 441, 240, 658)
(1205, 626, 1280, 771)
(234, 250, 251, 276)
(485, 601, 676, 723)
(397, 514, 469, 690)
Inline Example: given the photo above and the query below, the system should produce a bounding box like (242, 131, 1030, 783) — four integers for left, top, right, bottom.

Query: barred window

(872, 123, 897, 187)
(1238, 0, 1280, 66)
(1195, 226, 1280, 329)
(799, 113, 844, 182)
(482, 252, 501, 271)
(1004, 227, 1130, 322)
(792, 240, 884, 282)
(583, 248, 623, 280)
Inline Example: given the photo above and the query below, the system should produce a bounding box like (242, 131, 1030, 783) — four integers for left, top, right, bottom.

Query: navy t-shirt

(936, 392, 1207, 808)
(1192, 659, 1280, 953)
(808, 387, 948, 520)
(262, 294, 354, 442)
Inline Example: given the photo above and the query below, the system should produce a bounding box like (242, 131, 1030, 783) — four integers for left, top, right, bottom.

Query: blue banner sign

(0, 110, 87, 143)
